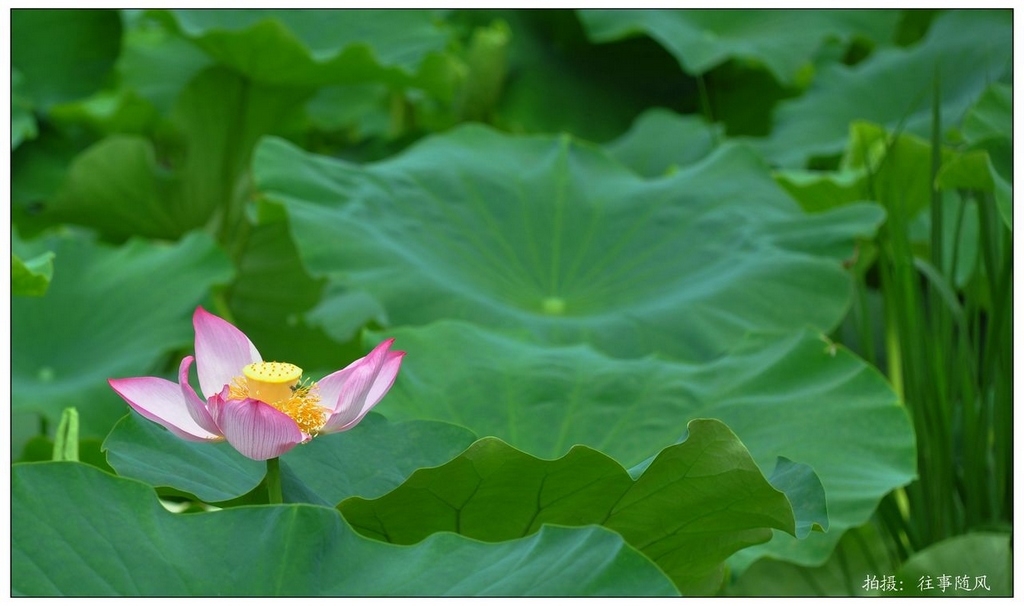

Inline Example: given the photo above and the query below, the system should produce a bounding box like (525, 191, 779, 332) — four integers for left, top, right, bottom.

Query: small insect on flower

(108, 307, 405, 460)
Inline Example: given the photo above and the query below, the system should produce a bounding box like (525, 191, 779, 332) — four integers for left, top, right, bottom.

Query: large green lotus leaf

(12, 69, 37, 150)
(12, 10, 122, 109)
(255, 126, 882, 362)
(603, 108, 721, 178)
(282, 413, 478, 504)
(578, 10, 899, 85)
(366, 321, 913, 568)
(103, 413, 266, 503)
(341, 419, 816, 595)
(104, 410, 477, 505)
(12, 250, 54, 297)
(11, 230, 232, 438)
(13, 462, 677, 596)
(162, 9, 459, 98)
(892, 532, 1011, 597)
(760, 10, 1011, 167)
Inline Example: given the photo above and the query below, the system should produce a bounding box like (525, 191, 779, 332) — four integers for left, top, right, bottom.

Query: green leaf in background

(846, 123, 982, 286)
(843, 122, 939, 219)
(766, 457, 830, 539)
(961, 82, 1012, 152)
(12, 230, 232, 438)
(578, 10, 900, 85)
(46, 88, 163, 139)
(960, 82, 1012, 228)
(341, 419, 812, 595)
(936, 151, 997, 193)
(12, 250, 54, 297)
(774, 122, 985, 286)
(223, 214, 360, 377)
(760, 10, 1011, 167)
(892, 532, 1011, 597)
(12, 69, 37, 150)
(774, 168, 865, 213)
(367, 322, 913, 570)
(163, 9, 460, 98)
(696, 60, 794, 137)
(728, 522, 895, 596)
(22, 68, 313, 241)
(13, 462, 678, 596)
(117, 14, 213, 115)
(304, 82, 392, 140)
(603, 108, 721, 177)
(174, 66, 313, 239)
(256, 126, 880, 362)
(103, 410, 477, 505)
(11, 9, 122, 109)
(474, 10, 690, 142)
(47, 136, 190, 240)
(453, 19, 511, 123)
(12, 130, 83, 239)
(993, 170, 1011, 230)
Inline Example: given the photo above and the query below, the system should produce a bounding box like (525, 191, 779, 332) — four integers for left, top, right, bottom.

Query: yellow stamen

(230, 362, 327, 436)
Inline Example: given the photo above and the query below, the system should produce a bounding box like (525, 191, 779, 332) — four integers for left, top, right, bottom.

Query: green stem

(266, 457, 282, 504)
(695, 74, 718, 143)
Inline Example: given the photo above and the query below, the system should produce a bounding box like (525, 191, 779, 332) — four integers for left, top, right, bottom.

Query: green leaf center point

(541, 297, 566, 315)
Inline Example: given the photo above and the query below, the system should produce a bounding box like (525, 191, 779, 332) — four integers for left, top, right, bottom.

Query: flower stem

(266, 457, 282, 504)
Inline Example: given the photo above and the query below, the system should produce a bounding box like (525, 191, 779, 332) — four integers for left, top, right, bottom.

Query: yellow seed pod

(243, 362, 302, 405)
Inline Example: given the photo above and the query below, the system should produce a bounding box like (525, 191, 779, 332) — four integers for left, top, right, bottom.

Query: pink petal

(361, 350, 405, 411)
(321, 340, 405, 434)
(178, 356, 221, 435)
(193, 306, 261, 398)
(317, 338, 392, 413)
(315, 366, 360, 416)
(217, 398, 304, 460)
(108, 376, 221, 442)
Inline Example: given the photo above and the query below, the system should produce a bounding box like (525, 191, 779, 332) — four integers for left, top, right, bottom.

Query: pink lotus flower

(109, 307, 404, 460)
